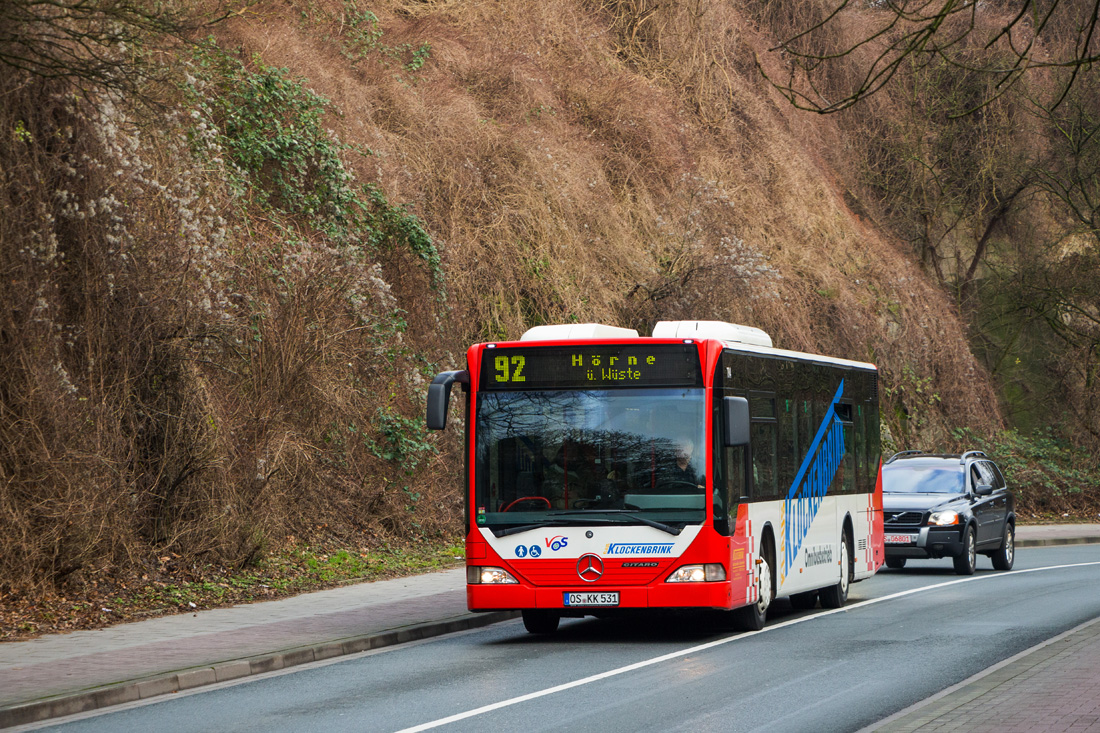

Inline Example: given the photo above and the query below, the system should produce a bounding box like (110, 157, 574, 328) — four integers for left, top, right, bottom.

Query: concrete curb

(1016, 536, 1100, 547)
(0, 611, 520, 730)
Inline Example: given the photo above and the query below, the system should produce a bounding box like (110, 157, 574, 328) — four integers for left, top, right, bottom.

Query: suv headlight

(928, 510, 960, 526)
(666, 563, 726, 582)
(467, 566, 519, 584)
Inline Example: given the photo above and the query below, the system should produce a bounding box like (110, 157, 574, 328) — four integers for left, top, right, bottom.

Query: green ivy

(366, 407, 436, 474)
(183, 44, 444, 292)
(952, 427, 1100, 500)
(336, 2, 432, 75)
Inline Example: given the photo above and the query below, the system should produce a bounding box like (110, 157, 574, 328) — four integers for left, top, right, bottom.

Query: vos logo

(545, 535, 568, 551)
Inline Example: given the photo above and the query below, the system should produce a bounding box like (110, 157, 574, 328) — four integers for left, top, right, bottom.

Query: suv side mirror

(723, 396, 750, 447)
(974, 482, 993, 497)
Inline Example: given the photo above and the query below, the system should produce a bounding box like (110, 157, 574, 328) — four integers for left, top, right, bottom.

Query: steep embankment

(1, 0, 1011, 624)
(216, 0, 999, 428)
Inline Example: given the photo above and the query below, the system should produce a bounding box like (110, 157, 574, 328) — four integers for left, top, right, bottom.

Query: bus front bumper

(468, 581, 736, 612)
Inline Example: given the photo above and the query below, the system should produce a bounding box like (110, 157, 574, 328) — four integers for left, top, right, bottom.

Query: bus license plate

(564, 592, 619, 607)
(884, 533, 916, 545)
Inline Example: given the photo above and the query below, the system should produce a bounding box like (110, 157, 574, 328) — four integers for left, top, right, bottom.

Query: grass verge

(1, 537, 464, 641)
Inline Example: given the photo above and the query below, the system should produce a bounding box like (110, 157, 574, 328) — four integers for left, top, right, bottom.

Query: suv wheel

(953, 525, 977, 575)
(991, 522, 1015, 571)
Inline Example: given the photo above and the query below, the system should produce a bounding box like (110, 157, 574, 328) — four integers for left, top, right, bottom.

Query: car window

(968, 464, 982, 490)
(986, 461, 1006, 490)
(883, 465, 964, 493)
(972, 461, 995, 490)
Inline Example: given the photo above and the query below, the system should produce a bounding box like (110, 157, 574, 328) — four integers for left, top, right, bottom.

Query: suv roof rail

(886, 450, 925, 464)
(959, 450, 988, 465)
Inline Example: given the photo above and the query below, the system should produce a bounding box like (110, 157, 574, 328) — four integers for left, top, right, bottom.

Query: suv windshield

(475, 388, 706, 532)
(883, 465, 964, 494)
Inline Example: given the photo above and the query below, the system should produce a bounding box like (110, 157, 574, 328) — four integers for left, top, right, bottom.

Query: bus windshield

(475, 387, 707, 531)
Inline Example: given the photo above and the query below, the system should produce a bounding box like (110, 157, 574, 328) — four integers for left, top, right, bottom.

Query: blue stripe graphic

(784, 380, 846, 571)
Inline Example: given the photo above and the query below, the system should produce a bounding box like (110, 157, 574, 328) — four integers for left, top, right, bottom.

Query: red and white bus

(427, 320, 884, 633)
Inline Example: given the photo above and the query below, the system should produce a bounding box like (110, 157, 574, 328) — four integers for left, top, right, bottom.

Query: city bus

(427, 320, 884, 633)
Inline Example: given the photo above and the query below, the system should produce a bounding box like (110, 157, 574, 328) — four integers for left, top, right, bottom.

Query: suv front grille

(884, 511, 924, 526)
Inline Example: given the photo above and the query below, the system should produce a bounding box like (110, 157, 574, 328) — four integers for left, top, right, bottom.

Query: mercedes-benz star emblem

(577, 554, 604, 582)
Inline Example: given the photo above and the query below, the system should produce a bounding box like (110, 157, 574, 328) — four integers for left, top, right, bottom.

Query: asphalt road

(39, 545, 1100, 733)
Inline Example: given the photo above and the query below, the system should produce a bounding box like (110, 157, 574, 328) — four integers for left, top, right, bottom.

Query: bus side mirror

(723, 396, 750, 447)
(426, 370, 469, 430)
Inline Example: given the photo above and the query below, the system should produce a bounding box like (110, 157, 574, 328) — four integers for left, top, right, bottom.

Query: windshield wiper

(491, 517, 612, 538)
(549, 510, 682, 536)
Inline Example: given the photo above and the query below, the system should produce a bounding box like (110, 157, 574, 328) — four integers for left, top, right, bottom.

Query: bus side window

(836, 402, 855, 494)
(778, 398, 797, 499)
(749, 393, 778, 501)
(750, 422, 778, 501)
(799, 399, 813, 464)
(713, 392, 735, 536)
(866, 402, 881, 471)
(725, 444, 746, 511)
(716, 387, 746, 530)
(855, 404, 867, 492)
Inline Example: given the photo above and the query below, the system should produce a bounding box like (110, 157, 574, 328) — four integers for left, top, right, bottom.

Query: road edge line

(0, 611, 520, 730)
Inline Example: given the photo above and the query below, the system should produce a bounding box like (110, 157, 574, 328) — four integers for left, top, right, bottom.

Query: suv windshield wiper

(549, 510, 682, 536)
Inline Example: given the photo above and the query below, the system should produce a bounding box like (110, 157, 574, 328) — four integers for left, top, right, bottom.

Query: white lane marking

(397, 561, 1100, 732)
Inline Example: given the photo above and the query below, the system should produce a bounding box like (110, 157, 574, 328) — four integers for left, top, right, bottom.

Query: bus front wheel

(735, 545, 773, 631)
(522, 609, 560, 634)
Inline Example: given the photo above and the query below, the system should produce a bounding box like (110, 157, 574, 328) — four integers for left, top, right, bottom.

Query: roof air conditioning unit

(519, 323, 640, 341)
(651, 320, 773, 347)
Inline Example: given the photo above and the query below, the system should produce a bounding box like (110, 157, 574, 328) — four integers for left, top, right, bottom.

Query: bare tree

(758, 0, 1100, 116)
(0, 0, 237, 91)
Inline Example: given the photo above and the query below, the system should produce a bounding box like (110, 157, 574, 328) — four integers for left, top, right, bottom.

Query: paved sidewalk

(0, 569, 517, 729)
(867, 616, 1100, 732)
(0, 524, 1097, 729)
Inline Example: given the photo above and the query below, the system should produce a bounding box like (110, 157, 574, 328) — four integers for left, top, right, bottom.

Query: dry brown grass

(3, 0, 1054, 612)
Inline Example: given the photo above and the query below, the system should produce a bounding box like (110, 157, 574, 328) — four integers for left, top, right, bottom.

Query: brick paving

(869, 616, 1100, 732)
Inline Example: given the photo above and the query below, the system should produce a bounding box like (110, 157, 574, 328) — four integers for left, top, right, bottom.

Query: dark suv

(881, 451, 1015, 575)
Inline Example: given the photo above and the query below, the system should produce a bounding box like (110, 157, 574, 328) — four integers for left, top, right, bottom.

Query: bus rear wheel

(522, 609, 560, 634)
(820, 533, 851, 609)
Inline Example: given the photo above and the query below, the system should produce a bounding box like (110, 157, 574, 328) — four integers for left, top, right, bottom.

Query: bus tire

(820, 531, 851, 609)
(735, 540, 774, 631)
(522, 609, 560, 634)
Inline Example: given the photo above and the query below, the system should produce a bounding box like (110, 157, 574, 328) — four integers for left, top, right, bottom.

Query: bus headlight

(666, 563, 726, 582)
(467, 566, 519, 584)
(928, 510, 960, 526)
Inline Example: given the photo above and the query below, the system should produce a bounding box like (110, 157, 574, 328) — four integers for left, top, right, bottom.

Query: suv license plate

(884, 533, 916, 545)
(564, 592, 619, 607)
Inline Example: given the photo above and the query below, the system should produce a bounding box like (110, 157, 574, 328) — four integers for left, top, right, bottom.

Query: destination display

(479, 344, 702, 390)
